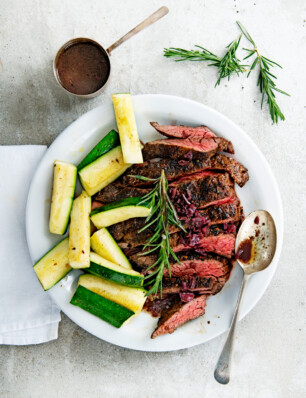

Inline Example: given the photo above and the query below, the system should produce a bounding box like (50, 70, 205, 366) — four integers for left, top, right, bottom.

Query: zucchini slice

(112, 93, 143, 164)
(78, 146, 131, 196)
(71, 285, 135, 328)
(77, 130, 120, 171)
(90, 197, 150, 228)
(49, 160, 77, 235)
(90, 228, 132, 269)
(33, 238, 72, 290)
(69, 191, 91, 269)
(78, 274, 146, 314)
(88, 252, 143, 287)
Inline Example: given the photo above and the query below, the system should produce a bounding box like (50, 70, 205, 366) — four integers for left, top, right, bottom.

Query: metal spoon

(214, 210, 277, 384)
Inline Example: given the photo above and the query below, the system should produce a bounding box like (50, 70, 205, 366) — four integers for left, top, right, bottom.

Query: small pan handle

(106, 6, 169, 54)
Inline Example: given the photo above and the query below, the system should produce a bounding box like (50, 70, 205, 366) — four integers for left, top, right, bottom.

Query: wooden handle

(106, 6, 169, 54)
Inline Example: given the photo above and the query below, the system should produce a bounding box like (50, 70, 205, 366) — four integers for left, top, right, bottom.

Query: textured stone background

(0, 0, 305, 397)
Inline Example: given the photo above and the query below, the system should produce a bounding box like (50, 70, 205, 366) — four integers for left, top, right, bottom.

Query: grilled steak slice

(97, 170, 235, 205)
(150, 122, 216, 139)
(208, 155, 248, 187)
(94, 182, 150, 203)
(143, 137, 233, 161)
(131, 251, 230, 277)
(185, 200, 242, 225)
(144, 294, 178, 318)
(170, 232, 236, 258)
(127, 229, 236, 262)
(151, 295, 207, 338)
(170, 171, 236, 209)
(108, 218, 147, 241)
(111, 201, 241, 244)
(163, 253, 231, 278)
(161, 272, 231, 295)
(123, 154, 248, 188)
(119, 224, 180, 249)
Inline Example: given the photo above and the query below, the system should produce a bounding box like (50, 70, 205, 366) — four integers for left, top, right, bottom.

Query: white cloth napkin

(0, 145, 61, 345)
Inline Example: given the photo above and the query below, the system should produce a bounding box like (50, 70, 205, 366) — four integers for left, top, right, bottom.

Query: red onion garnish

(180, 292, 195, 302)
(181, 281, 188, 291)
(184, 151, 193, 160)
(188, 277, 196, 289)
(178, 160, 190, 166)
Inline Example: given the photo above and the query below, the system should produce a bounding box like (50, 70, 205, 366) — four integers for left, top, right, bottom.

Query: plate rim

(25, 93, 283, 352)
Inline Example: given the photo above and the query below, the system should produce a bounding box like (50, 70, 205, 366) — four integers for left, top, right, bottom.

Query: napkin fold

(0, 146, 61, 345)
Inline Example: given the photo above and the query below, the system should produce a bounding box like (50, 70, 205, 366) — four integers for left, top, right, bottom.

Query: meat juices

(56, 42, 110, 95)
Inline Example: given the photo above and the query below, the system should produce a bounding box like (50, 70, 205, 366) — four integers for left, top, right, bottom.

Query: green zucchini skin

(77, 130, 120, 172)
(90, 197, 148, 216)
(70, 285, 134, 328)
(87, 261, 144, 287)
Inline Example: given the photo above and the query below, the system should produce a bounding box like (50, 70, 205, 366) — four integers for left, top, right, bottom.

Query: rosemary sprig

(134, 171, 186, 297)
(236, 21, 290, 123)
(164, 35, 246, 87)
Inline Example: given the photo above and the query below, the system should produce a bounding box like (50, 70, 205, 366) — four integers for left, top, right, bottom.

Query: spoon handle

(106, 6, 169, 54)
(214, 272, 250, 384)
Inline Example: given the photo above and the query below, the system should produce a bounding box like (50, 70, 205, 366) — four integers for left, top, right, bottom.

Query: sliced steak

(150, 122, 217, 139)
(108, 218, 147, 241)
(161, 273, 230, 295)
(208, 155, 248, 187)
(127, 229, 236, 262)
(170, 232, 236, 258)
(119, 224, 181, 249)
(151, 295, 207, 338)
(164, 253, 231, 278)
(97, 170, 236, 205)
(129, 251, 158, 269)
(111, 201, 241, 244)
(123, 154, 248, 188)
(182, 200, 242, 226)
(132, 251, 230, 277)
(94, 182, 150, 203)
(170, 171, 236, 209)
(144, 294, 178, 318)
(143, 137, 233, 161)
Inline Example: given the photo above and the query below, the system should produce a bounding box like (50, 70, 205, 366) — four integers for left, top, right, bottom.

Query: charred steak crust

(151, 295, 207, 338)
(94, 183, 150, 203)
(169, 171, 236, 209)
(209, 155, 248, 187)
(108, 218, 147, 241)
(122, 154, 248, 188)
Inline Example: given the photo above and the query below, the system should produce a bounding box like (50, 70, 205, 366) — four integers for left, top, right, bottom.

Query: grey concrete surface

(0, 0, 306, 397)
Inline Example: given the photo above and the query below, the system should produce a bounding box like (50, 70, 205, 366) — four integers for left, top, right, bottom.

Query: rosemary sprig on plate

(237, 21, 290, 123)
(164, 35, 246, 87)
(133, 170, 186, 297)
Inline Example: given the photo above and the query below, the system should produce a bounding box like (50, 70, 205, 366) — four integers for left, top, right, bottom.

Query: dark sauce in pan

(56, 42, 110, 95)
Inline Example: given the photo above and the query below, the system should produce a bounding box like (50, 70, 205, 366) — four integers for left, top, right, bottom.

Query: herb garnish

(237, 22, 289, 123)
(164, 21, 289, 123)
(164, 35, 246, 87)
(133, 170, 186, 297)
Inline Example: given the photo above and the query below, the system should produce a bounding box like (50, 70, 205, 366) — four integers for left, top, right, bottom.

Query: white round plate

(26, 94, 283, 351)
